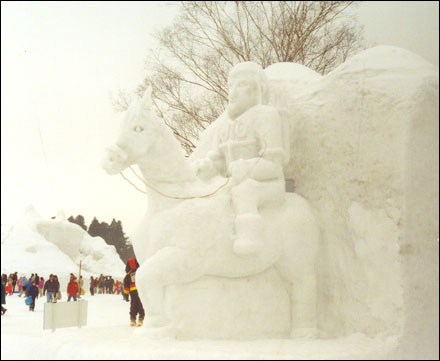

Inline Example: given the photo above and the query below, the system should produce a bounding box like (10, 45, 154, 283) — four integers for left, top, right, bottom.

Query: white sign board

(43, 300, 88, 332)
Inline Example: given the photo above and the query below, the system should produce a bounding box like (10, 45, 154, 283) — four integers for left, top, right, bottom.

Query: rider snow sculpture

(194, 62, 290, 255)
(101, 60, 320, 337)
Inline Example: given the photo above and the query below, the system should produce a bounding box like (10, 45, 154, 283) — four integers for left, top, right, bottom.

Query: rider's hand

(228, 160, 249, 185)
(192, 158, 217, 181)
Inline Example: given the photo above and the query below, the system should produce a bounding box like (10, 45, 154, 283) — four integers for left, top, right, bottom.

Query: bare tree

(109, 89, 133, 113)
(117, 1, 364, 154)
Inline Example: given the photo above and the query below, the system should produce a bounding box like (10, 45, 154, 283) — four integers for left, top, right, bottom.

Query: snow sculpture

(102, 62, 320, 339)
(102, 46, 438, 355)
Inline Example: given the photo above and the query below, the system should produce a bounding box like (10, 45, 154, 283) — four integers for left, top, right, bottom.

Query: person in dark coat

(28, 281, 39, 311)
(124, 258, 145, 326)
(90, 276, 95, 296)
(11, 272, 18, 293)
(53, 275, 60, 300)
(108, 276, 115, 294)
(25, 276, 33, 297)
(1, 278, 6, 315)
(43, 274, 58, 302)
(53, 275, 60, 292)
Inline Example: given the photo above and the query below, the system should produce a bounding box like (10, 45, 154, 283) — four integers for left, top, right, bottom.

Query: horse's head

(102, 87, 161, 175)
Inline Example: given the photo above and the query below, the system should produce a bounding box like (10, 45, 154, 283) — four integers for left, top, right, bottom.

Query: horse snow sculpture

(102, 62, 320, 339)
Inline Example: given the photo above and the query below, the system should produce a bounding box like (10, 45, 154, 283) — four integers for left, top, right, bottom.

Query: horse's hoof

(233, 238, 262, 255)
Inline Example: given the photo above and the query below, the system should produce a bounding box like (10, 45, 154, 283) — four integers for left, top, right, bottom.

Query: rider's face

(227, 71, 259, 120)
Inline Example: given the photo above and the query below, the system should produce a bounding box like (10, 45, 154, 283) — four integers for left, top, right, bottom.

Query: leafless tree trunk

(115, 1, 364, 154)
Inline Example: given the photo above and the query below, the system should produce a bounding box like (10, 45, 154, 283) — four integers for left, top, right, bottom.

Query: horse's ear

(141, 86, 153, 109)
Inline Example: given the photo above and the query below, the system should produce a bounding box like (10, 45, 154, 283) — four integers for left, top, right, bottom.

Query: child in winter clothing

(25, 277, 33, 297)
(28, 281, 39, 311)
(124, 258, 145, 327)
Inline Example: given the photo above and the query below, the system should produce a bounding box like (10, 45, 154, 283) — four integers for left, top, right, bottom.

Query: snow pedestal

(165, 267, 291, 339)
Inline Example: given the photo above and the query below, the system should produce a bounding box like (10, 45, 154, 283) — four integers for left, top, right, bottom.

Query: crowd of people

(2, 259, 144, 328)
(89, 275, 122, 296)
(1, 272, 125, 315)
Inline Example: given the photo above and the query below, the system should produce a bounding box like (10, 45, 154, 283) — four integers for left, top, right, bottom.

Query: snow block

(165, 267, 291, 339)
(268, 46, 439, 357)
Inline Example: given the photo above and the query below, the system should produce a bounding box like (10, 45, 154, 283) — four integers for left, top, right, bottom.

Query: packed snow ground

(1, 294, 398, 360)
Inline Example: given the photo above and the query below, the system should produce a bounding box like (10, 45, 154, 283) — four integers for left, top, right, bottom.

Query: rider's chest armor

(218, 108, 261, 166)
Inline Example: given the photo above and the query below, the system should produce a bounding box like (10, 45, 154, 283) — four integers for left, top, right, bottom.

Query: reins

(120, 166, 229, 200)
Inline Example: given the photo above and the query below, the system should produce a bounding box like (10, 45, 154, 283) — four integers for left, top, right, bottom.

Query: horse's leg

(289, 272, 318, 338)
(276, 194, 320, 338)
(277, 257, 318, 338)
(136, 246, 204, 327)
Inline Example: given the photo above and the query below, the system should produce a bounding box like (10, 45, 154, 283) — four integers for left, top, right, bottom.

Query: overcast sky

(1, 1, 438, 235)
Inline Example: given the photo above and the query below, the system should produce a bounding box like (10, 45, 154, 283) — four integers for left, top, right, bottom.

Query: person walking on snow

(53, 275, 60, 301)
(1, 278, 7, 315)
(12, 272, 18, 293)
(43, 274, 57, 303)
(25, 276, 33, 297)
(67, 275, 79, 302)
(90, 276, 95, 296)
(7, 275, 13, 296)
(28, 280, 39, 311)
(124, 258, 145, 327)
(78, 276, 84, 298)
(19, 276, 28, 297)
(113, 280, 121, 295)
(17, 276, 23, 296)
(38, 277, 45, 298)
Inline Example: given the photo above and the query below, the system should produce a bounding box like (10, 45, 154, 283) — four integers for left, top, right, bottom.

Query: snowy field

(1, 294, 398, 360)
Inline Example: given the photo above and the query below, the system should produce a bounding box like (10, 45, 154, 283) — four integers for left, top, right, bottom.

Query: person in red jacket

(67, 275, 79, 302)
(113, 280, 121, 295)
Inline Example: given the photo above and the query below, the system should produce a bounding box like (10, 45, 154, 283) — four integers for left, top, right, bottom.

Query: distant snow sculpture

(1, 206, 125, 279)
